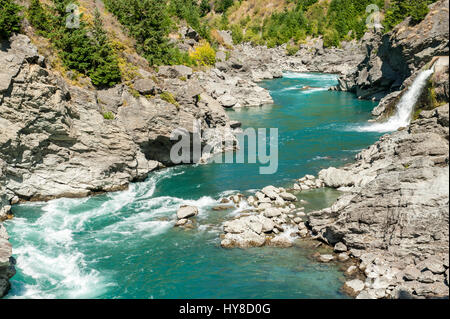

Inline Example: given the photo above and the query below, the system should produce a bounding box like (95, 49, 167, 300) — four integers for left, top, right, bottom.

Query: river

(5, 72, 383, 299)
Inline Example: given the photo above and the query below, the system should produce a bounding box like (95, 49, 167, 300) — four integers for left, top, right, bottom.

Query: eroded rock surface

(309, 104, 449, 299)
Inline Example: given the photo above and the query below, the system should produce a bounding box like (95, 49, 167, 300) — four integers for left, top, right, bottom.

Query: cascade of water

(357, 67, 435, 132)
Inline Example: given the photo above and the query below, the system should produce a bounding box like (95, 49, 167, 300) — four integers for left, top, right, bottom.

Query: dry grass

(227, 0, 295, 25)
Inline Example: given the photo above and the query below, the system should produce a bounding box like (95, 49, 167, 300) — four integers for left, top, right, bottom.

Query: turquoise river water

(5, 72, 383, 299)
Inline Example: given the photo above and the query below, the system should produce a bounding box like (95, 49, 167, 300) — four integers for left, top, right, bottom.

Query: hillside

(0, 0, 440, 89)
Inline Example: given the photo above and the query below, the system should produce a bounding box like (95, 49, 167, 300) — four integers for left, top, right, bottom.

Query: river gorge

(4, 73, 383, 299)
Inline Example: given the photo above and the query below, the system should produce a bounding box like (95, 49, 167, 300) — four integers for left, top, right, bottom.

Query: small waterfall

(358, 68, 435, 132)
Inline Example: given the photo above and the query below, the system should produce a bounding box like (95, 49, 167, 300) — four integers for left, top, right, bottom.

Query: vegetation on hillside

(1, 0, 438, 87)
(26, 0, 121, 87)
(222, 0, 436, 48)
(0, 0, 22, 39)
(383, 0, 435, 32)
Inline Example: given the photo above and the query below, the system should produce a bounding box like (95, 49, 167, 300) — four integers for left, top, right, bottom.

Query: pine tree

(0, 0, 22, 39)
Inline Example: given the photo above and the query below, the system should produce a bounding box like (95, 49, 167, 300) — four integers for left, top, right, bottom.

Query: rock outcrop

(0, 222, 14, 298)
(337, 0, 449, 103)
(308, 104, 449, 299)
(0, 34, 238, 205)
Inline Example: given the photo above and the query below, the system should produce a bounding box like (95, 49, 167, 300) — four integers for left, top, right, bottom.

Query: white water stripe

(355, 68, 434, 133)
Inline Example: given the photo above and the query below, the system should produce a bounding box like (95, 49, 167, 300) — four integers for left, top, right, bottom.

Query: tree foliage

(0, 0, 22, 39)
(27, 0, 121, 87)
(383, 0, 434, 32)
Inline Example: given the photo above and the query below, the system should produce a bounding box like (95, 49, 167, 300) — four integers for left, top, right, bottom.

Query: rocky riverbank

(214, 0, 449, 299)
(215, 103, 449, 299)
(0, 23, 368, 297)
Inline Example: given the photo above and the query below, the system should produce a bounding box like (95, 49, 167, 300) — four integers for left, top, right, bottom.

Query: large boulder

(158, 65, 193, 79)
(176, 205, 198, 219)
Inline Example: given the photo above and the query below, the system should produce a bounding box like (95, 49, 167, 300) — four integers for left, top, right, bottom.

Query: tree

(0, 0, 22, 39)
(88, 10, 121, 87)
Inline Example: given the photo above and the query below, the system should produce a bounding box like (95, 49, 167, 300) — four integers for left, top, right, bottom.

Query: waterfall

(357, 68, 435, 132)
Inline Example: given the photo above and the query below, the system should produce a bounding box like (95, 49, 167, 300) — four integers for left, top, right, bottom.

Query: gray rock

(176, 206, 198, 219)
(261, 186, 279, 200)
(133, 79, 158, 95)
(334, 242, 348, 253)
(318, 254, 335, 263)
(158, 65, 193, 79)
(343, 279, 365, 296)
(279, 192, 297, 202)
(217, 94, 237, 108)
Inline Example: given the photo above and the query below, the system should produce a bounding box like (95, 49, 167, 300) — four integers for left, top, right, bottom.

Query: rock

(297, 222, 306, 230)
(334, 242, 348, 253)
(293, 217, 302, 224)
(318, 254, 335, 263)
(269, 236, 293, 248)
(318, 167, 354, 188)
(176, 219, 188, 226)
(343, 279, 365, 296)
(177, 205, 198, 219)
(355, 290, 377, 299)
(133, 78, 158, 95)
(337, 0, 449, 102)
(418, 256, 446, 274)
(218, 94, 237, 108)
(255, 192, 266, 201)
(221, 230, 266, 249)
(346, 265, 358, 276)
(0, 34, 239, 204)
(229, 121, 242, 129)
(298, 229, 308, 237)
(264, 208, 282, 218)
(261, 186, 279, 200)
(158, 65, 193, 79)
(279, 192, 297, 202)
(403, 265, 421, 281)
(338, 253, 350, 262)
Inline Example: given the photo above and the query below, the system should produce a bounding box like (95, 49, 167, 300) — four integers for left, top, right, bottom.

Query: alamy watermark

(65, 3, 80, 29)
(170, 121, 278, 175)
(366, 4, 383, 30)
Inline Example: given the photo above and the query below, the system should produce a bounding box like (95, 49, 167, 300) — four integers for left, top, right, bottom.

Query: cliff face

(0, 34, 239, 204)
(338, 0, 449, 103)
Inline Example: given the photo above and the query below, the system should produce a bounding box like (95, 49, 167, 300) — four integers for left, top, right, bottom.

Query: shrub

(160, 91, 179, 107)
(26, 1, 121, 88)
(103, 111, 115, 120)
(383, 0, 433, 31)
(0, 0, 22, 39)
(189, 41, 216, 66)
(323, 28, 340, 48)
(231, 24, 244, 44)
(286, 44, 299, 56)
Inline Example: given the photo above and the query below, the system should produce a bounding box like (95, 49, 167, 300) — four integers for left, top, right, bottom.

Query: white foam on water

(9, 243, 110, 299)
(354, 68, 434, 133)
(283, 72, 339, 81)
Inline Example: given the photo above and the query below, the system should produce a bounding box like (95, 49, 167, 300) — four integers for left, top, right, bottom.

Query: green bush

(323, 28, 340, 48)
(231, 24, 243, 44)
(0, 0, 22, 39)
(160, 91, 179, 107)
(103, 111, 115, 120)
(27, 1, 121, 88)
(189, 41, 216, 66)
(286, 44, 299, 56)
(215, 0, 234, 13)
(383, 0, 433, 32)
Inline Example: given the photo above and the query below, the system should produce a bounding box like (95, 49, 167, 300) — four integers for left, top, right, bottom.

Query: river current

(5, 72, 383, 299)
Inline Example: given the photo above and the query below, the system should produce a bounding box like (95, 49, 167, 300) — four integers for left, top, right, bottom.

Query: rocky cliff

(309, 103, 449, 299)
(337, 0, 449, 106)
